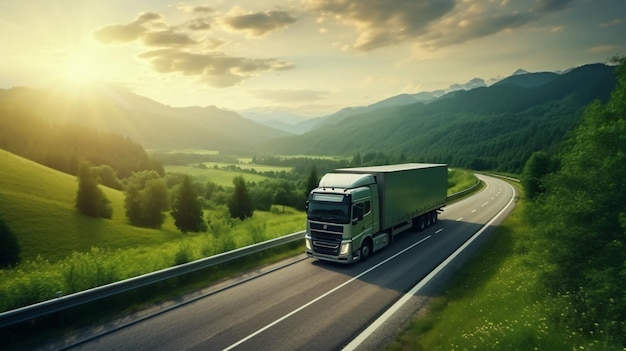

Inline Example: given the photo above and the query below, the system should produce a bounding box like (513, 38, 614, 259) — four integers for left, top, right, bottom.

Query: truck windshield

(307, 193, 351, 224)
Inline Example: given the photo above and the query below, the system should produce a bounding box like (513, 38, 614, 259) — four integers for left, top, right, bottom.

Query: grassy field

(384, 183, 621, 351)
(0, 150, 185, 262)
(203, 162, 292, 173)
(164, 165, 272, 186)
(0, 150, 306, 312)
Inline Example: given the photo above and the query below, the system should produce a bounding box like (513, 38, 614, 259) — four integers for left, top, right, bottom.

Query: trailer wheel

(432, 211, 438, 224)
(416, 216, 426, 231)
(360, 239, 372, 261)
(426, 212, 432, 227)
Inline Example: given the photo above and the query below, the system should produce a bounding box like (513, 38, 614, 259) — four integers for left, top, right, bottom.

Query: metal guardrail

(447, 180, 481, 202)
(0, 231, 306, 329)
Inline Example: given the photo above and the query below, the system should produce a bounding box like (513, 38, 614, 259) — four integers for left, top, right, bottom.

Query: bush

(0, 219, 20, 268)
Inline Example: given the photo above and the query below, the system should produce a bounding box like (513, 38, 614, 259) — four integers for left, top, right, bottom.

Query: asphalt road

(67, 174, 516, 351)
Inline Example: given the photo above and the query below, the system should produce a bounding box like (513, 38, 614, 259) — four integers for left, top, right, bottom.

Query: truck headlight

(340, 242, 351, 255)
(305, 238, 312, 250)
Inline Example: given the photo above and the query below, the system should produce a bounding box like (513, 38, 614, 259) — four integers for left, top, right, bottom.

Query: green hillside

(0, 150, 183, 262)
(259, 64, 617, 173)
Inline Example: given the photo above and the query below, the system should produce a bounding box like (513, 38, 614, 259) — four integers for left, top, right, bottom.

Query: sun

(57, 50, 102, 87)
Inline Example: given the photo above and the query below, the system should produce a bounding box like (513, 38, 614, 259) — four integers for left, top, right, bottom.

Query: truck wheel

(360, 239, 372, 261)
(416, 216, 426, 231)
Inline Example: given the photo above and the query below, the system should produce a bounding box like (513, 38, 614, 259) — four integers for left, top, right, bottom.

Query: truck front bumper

(305, 235, 357, 264)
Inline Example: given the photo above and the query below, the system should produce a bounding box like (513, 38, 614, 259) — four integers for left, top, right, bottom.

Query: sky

(1, 0, 625, 118)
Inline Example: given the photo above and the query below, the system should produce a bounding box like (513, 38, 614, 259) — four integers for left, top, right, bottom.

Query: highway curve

(64, 174, 516, 351)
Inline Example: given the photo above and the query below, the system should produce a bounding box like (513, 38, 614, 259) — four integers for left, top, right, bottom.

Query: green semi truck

(305, 163, 448, 263)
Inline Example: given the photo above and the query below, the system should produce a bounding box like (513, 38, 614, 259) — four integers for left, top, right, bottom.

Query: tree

(304, 166, 318, 200)
(93, 164, 123, 190)
(228, 176, 253, 220)
(0, 219, 20, 268)
(124, 170, 168, 228)
(171, 175, 206, 232)
(274, 188, 289, 213)
(520, 151, 551, 200)
(76, 160, 112, 219)
(249, 181, 274, 211)
(532, 57, 626, 342)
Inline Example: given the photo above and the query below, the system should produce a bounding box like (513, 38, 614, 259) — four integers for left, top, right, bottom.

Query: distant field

(156, 149, 219, 155)
(206, 162, 292, 172)
(164, 165, 275, 186)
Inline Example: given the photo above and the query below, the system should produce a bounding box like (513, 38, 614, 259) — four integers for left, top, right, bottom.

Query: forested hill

(0, 84, 290, 153)
(258, 63, 617, 173)
(0, 104, 161, 179)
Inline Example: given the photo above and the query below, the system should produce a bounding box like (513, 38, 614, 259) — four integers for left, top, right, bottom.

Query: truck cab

(305, 173, 383, 263)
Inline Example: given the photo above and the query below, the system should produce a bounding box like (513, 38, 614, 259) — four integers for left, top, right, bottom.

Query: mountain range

(256, 63, 617, 172)
(0, 62, 617, 173)
(0, 84, 290, 153)
(239, 77, 490, 134)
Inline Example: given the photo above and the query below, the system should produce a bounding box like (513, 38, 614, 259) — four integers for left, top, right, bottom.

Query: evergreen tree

(304, 166, 318, 200)
(171, 175, 206, 232)
(228, 176, 253, 220)
(124, 170, 168, 228)
(76, 160, 112, 218)
(0, 219, 20, 268)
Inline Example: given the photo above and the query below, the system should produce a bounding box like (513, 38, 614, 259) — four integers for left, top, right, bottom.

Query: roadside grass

(0, 205, 304, 312)
(385, 184, 621, 351)
(1, 241, 306, 351)
(447, 169, 479, 195)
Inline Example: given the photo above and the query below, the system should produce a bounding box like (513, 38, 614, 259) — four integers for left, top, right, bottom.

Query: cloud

(142, 30, 198, 47)
(532, 0, 574, 13)
(424, 11, 536, 48)
(186, 18, 212, 31)
(589, 44, 621, 53)
(93, 8, 295, 87)
(599, 18, 623, 27)
(221, 10, 297, 36)
(250, 89, 327, 102)
(304, 0, 455, 50)
(303, 0, 574, 51)
(139, 49, 293, 87)
(92, 12, 164, 43)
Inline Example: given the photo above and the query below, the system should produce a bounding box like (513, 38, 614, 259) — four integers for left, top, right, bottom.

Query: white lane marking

(435, 229, 443, 234)
(456, 217, 463, 221)
(343, 180, 517, 351)
(471, 209, 477, 213)
(223, 235, 433, 351)
(481, 202, 489, 207)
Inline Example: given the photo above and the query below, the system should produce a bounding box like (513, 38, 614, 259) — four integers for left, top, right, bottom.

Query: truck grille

(310, 230, 342, 255)
(310, 222, 343, 233)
